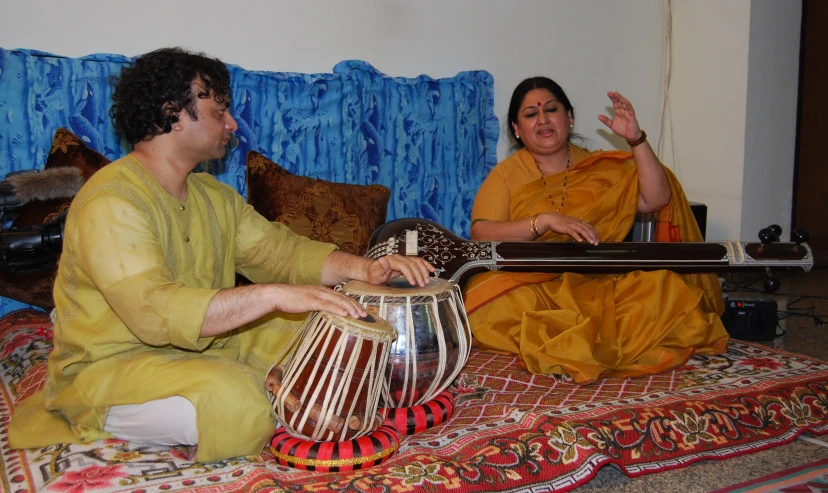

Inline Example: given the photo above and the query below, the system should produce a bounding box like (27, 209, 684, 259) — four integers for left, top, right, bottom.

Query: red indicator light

(737, 302, 743, 307)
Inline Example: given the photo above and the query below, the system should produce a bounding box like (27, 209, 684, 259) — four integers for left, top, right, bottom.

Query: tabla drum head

(319, 310, 397, 342)
(342, 276, 451, 297)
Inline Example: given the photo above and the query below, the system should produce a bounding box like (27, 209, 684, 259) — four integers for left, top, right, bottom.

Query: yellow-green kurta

(9, 155, 337, 461)
(466, 146, 728, 384)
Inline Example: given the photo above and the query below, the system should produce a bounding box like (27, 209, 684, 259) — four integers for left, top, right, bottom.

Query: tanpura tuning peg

(791, 227, 810, 244)
(768, 224, 782, 241)
(758, 228, 775, 245)
(764, 271, 781, 293)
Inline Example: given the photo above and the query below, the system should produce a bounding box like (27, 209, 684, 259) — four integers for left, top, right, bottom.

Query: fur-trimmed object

(0, 128, 110, 310)
(6, 167, 85, 204)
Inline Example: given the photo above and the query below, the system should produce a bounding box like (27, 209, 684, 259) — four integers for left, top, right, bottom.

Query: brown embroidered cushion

(246, 151, 391, 256)
(0, 128, 110, 309)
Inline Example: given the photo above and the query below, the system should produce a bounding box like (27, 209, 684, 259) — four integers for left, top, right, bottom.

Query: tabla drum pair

(337, 277, 472, 409)
(267, 277, 471, 442)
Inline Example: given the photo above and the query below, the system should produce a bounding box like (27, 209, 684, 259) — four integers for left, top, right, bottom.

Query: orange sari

(465, 147, 728, 384)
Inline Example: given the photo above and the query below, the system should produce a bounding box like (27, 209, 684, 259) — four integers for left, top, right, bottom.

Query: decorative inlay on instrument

(367, 219, 813, 288)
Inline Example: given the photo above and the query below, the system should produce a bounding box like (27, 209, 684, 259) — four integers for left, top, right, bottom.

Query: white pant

(104, 396, 199, 446)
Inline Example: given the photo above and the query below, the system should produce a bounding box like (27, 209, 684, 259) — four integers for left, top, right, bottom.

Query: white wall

(668, 0, 752, 241)
(0, 0, 665, 165)
(0, 0, 803, 242)
(742, 0, 801, 241)
(668, 0, 801, 241)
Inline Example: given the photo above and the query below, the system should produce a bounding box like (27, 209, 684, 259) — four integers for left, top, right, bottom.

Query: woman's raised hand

(597, 91, 642, 142)
(539, 212, 599, 245)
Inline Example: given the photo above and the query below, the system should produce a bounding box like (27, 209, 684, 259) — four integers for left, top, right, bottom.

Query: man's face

(178, 80, 237, 163)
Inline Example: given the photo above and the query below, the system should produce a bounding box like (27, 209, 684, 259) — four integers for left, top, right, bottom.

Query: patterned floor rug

(2, 308, 827, 493)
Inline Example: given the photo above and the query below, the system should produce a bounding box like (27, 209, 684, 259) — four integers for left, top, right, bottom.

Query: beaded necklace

(535, 146, 571, 212)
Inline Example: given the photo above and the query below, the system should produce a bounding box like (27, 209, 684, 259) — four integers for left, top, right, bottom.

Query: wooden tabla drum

(337, 277, 472, 408)
(266, 311, 397, 442)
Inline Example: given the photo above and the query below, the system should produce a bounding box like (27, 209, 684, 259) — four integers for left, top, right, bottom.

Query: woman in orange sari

(466, 77, 728, 384)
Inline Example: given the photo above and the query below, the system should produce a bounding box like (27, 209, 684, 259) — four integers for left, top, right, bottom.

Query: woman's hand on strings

(540, 212, 599, 245)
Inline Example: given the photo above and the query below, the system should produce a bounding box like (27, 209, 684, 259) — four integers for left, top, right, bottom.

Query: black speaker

(720, 297, 778, 341)
(689, 202, 707, 240)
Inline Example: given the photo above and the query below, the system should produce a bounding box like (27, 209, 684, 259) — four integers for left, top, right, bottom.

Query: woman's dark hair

(506, 77, 575, 149)
(109, 47, 232, 145)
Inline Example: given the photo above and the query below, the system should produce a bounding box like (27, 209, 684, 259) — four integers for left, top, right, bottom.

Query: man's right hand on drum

(308, 250, 435, 318)
(364, 253, 435, 287)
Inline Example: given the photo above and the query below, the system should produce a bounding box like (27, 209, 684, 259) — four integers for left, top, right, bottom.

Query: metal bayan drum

(337, 277, 472, 408)
(266, 311, 396, 441)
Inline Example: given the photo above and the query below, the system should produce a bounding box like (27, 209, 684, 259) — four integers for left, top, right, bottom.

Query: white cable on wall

(657, 0, 679, 177)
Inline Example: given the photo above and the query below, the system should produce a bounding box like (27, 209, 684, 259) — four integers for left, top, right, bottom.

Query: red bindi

(537, 102, 542, 106)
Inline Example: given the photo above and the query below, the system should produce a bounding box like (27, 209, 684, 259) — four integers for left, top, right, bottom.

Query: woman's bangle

(627, 130, 647, 148)
(530, 214, 540, 239)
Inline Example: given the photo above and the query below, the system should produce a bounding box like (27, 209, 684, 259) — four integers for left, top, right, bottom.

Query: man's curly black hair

(109, 47, 232, 145)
